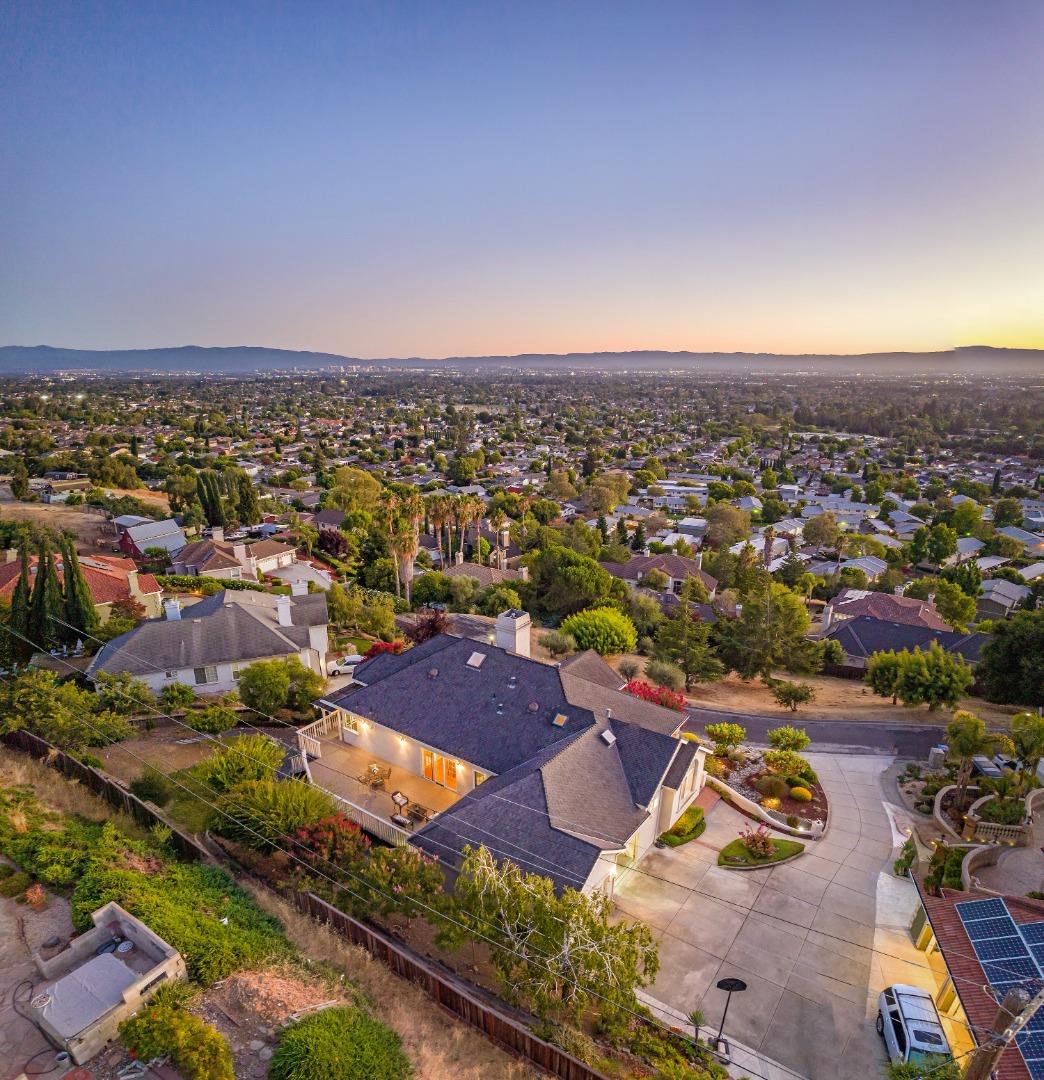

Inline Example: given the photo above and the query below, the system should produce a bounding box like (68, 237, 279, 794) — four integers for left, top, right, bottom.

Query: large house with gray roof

(88, 588, 329, 694)
(308, 612, 706, 896)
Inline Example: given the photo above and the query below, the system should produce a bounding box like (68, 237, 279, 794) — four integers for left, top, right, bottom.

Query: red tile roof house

(0, 552, 163, 622)
(169, 528, 297, 581)
(913, 886, 1044, 1080)
(821, 587, 951, 634)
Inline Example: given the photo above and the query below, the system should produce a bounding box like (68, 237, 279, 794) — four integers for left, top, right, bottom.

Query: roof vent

(552, 712, 569, 727)
(496, 703, 504, 715)
(507, 675, 518, 689)
(528, 701, 540, 713)
(428, 668, 439, 678)
(601, 730, 617, 747)
(466, 651, 486, 669)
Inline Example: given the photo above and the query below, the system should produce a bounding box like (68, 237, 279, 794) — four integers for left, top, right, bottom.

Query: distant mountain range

(0, 344, 1040, 376)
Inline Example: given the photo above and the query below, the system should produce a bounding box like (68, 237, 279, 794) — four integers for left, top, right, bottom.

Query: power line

(36, 615, 1043, 1002)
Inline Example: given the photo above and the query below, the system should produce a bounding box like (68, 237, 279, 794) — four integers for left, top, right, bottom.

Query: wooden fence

(282, 889, 612, 1080)
(0, 730, 613, 1080)
(2, 729, 212, 864)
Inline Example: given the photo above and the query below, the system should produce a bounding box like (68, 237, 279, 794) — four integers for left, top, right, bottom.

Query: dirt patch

(96, 724, 217, 784)
(192, 964, 349, 1080)
(680, 670, 1019, 727)
(0, 499, 117, 553)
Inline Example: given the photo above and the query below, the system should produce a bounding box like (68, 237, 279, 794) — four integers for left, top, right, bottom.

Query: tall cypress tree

(61, 537, 99, 642)
(237, 473, 261, 526)
(7, 546, 33, 662)
(26, 544, 63, 651)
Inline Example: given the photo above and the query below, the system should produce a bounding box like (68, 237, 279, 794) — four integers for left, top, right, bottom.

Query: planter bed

(717, 837, 805, 869)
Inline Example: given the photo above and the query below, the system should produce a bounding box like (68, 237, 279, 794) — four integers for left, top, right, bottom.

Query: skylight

(551, 713, 568, 727)
(466, 651, 486, 669)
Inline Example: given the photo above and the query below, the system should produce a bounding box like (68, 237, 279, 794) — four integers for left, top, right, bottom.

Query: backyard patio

(306, 735, 459, 838)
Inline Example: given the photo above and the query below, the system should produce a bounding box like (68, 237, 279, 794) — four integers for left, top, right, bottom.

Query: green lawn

(717, 837, 805, 867)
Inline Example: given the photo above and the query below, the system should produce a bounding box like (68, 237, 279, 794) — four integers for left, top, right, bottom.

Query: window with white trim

(340, 713, 359, 733)
(193, 666, 218, 686)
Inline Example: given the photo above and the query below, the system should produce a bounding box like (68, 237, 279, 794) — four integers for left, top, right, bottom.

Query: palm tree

(947, 711, 1007, 813)
(396, 491, 424, 604)
(426, 493, 448, 563)
(466, 496, 485, 563)
(1010, 712, 1044, 794)
(488, 507, 506, 567)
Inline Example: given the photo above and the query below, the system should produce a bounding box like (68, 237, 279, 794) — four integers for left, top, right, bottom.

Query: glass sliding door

(422, 749, 458, 791)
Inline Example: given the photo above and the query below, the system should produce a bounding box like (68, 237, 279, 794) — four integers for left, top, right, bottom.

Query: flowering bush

(739, 824, 774, 859)
(760, 796, 781, 811)
(363, 640, 407, 660)
(624, 680, 686, 712)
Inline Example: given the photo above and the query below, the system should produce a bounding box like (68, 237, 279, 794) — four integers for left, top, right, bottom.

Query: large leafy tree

(0, 669, 132, 750)
(904, 577, 976, 631)
(976, 610, 1043, 707)
(445, 846, 659, 1023)
(524, 545, 616, 615)
(893, 643, 973, 711)
(713, 581, 822, 680)
(560, 607, 637, 655)
(1010, 712, 1044, 793)
(652, 583, 724, 691)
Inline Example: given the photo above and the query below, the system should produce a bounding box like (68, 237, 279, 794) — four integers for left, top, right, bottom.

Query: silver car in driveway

(876, 984, 952, 1067)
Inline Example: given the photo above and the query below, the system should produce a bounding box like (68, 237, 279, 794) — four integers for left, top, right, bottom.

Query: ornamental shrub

(623, 680, 686, 712)
(161, 682, 197, 710)
(185, 702, 239, 735)
(269, 1005, 412, 1080)
(755, 775, 790, 799)
(561, 608, 638, 656)
(644, 659, 686, 692)
(761, 796, 782, 810)
(789, 786, 813, 803)
(763, 749, 807, 777)
(129, 769, 175, 807)
(120, 998, 234, 1080)
(191, 734, 285, 794)
(703, 721, 746, 753)
(212, 779, 336, 851)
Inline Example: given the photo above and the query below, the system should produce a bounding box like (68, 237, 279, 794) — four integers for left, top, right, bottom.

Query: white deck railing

(330, 792, 411, 847)
(298, 709, 339, 760)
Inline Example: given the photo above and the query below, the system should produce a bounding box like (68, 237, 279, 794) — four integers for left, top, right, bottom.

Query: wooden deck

(305, 735, 459, 845)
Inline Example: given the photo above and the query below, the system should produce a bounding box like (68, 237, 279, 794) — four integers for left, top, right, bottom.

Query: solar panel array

(956, 898, 1044, 1080)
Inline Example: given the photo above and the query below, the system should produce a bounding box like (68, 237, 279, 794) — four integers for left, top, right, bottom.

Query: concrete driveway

(614, 753, 934, 1080)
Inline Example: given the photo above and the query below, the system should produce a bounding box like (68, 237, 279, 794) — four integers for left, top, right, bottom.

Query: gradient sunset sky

(2, 1, 1042, 357)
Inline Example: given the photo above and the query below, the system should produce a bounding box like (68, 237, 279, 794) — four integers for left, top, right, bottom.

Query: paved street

(685, 708, 946, 758)
(614, 753, 941, 1080)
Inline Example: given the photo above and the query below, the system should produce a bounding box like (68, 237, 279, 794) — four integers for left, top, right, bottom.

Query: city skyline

(2, 1, 1043, 358)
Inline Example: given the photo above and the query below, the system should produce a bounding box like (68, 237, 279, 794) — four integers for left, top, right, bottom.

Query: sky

(1, 1, 1043, 358)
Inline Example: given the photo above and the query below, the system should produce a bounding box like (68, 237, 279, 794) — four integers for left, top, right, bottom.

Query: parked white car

(876, 985, 952, 1067)
(327, 653, 364, 678)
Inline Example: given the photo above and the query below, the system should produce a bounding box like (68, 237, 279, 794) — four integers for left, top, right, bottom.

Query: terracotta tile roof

(830, 588, 951, 630)
(0, 554, 161, 607)
(919, 884, 1044, 1080)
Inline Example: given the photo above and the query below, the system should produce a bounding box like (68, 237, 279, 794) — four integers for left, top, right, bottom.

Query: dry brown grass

(244, 884, 540, 1080)
(0, 746, 147, 837)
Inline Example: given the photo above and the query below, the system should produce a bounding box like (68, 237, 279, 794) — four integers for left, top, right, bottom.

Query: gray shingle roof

(826, 616, 990, 663)
(89, 590, 327, 676)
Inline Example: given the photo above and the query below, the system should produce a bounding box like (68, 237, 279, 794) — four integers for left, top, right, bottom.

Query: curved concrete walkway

(614, 753, 936, 1080)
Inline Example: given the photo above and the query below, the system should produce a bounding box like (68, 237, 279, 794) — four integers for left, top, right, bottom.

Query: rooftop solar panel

(983, 959, 1041, 984)
(971, 936, 1031, 962)
(956, 898, 1010, 921)
(1018, 1033, 1044, 1057)
(1024, 1060, 1044, 1080)
(1032, 944, 1044, 967)
(1022, 923, 1044, 945)
(964, 916, 1018, 941)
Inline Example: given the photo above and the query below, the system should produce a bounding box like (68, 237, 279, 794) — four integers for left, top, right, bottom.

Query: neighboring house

(824, 616, 990, 669)
(821, 588, 950, 634)
(600, 553, 717, 597)
(909, 890, 1044, 1080)
(838, 555, 889, 581)
(312, 612, 706, 896)
(169, 528, 297, 580)
(1019, 562, 1044, 583)
(313, 508, 347, 532)
(440, 561, 526, 587)
(88, 588, 329, 694)
(977, 577, 1031, 619)
(950, 536, 986, 565)
(0, 552, 163, 622)
(996, 527, 1044, 557)
(117, 518, 187, 558)
(40, 477, 93, 503)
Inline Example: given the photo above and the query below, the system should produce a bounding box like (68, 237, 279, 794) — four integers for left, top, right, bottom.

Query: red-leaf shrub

(623, 680, 686, 712)
(363, 640, 407, 659)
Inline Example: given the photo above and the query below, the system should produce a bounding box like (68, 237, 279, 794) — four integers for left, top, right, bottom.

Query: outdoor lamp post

(711, 977, 747, 1062)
